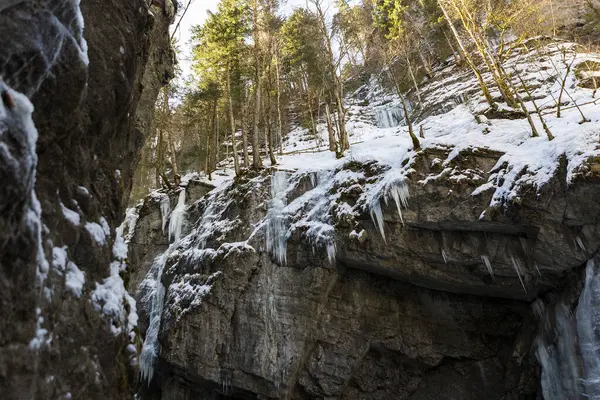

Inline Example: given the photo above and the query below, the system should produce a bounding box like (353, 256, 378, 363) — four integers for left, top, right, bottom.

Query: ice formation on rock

(266, 171, 290, 265)
(168, 189, 186, 242)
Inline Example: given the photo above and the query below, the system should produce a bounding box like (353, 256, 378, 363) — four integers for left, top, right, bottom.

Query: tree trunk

(449, 1, 516, 107)
(212, 98, 219, 172)
(241, 93, 250, 168)
(227, 63, 240, 176)
(325, 102, 336, 152)
(274, 53, 284, 155)
(267, 114, 276, 165)
(387, 67, 420, 150)
(305, 80, 317, 139)
(334, 85, 349, 150)
(313, 0, 349, 152)
(264, 73, 277, 166)
(156, 128, 165, 185)
(205, 121, 212, 180)
(405, 51, 422, 104)
(252, 0, 262, 169)
(168, 137, 180, 186)
(442, 28, 460, 65)
(438, 0, 495, 107)
(418, 49, 433, 77)
(252, 70, 262, 169)
(514, 67, 553, 140)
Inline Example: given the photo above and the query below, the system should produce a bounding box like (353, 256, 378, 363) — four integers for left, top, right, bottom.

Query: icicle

(555, 305, 583, 397)
(441, 249, 448, 264)
(266, 172, 290, 264)
(369, 201, 386, 242)
(168, 190, 186, 242)
(160, 195, 170, 234)
(369, 176, 410, 242)
(309, 172, 317, 188)
(576, 260, 600, 399)
(576, 236, 587, 252)
(481, 255, 494, 278)
(385, 182, 410, 224)
(220, 369, 232, 396)
(510, 256, 527, 293)
(326, 241, 336, 265)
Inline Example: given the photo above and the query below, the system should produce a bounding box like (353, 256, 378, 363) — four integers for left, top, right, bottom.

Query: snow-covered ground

(204, 41, 600, 212)
(280, 41, 599, 201)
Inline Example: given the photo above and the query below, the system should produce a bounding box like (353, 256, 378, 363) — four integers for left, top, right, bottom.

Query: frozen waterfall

(168, 189, 186, 242)
(536, 304, 581, 400)
(374, 105, 404, 128)
(266, 171, 290, 265)
(139, 252, 168, 383)
(577, 260, 600, 399)
(537, 258, 600, 400)
(139, 189, 187, 383)
(160, 194, 170, 234)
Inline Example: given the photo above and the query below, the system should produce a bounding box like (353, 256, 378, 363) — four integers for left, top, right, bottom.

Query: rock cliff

(129, 40, 600, 400)
(131, 151, 599, 399)
(0, 0, 173, 398)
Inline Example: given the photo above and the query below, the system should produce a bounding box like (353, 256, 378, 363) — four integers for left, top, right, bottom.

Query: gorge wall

(0, 0, 173, 398)
(130, 155, 600, 399)
(128, 39, 600, 399)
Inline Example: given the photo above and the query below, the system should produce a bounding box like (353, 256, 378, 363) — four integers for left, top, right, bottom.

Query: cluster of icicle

(264, 166, 414, 266)
(365, 169, 410, 242)
(265, 171, 337, 266)
(477, 255, 528, 294)
(536, 259, 600, 400)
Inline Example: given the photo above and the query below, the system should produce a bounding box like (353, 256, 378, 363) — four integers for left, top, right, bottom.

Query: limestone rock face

(131, 151, 600, 399)
(0, 0, 173, 398)
(335, 149, 600, 301)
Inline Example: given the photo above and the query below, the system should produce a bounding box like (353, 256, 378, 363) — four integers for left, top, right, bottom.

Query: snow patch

(29, 308, 51, 350)
(165, 271, 222, 322)
(77, 186, 89, 196)
(65, 261, 85, 297)
(60, 201, 80, 226)
(52, 246, 68, 272)
(91, 226, 137, 337)
(117, 206, 140, 243)
(85, 222, 108, 246)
